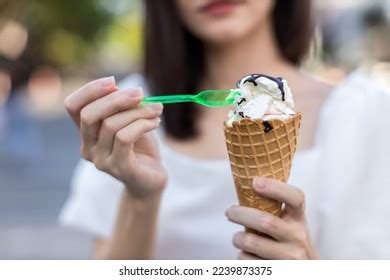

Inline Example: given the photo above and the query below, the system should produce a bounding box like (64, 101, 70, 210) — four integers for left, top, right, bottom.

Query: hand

(226, 177, 320, 260)
(64, 77, 168, 199)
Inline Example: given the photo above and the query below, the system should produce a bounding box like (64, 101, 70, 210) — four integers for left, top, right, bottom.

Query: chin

(194, 20, 254, 45)
(203, 32, 246, 45)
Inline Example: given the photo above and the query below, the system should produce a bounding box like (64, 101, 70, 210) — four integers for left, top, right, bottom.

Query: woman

(60, 0, 390, 259)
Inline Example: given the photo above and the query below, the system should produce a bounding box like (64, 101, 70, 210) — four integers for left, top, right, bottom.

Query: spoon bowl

(142, 89, 240, 107)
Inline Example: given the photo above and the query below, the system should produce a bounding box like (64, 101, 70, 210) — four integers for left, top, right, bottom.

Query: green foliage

(0, 0, 142, 85)
(2, 0, 112, 39)
(29, 0, 112, 42)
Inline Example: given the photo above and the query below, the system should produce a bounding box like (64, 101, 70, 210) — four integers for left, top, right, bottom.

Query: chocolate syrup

(237, 97, 246, 105)
(263, 121, 273, 133)
(236, 74, 286, 101)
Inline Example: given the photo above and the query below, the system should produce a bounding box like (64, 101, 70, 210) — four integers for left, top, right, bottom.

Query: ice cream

(227, 74, 295, 126)
(223, 74, 302, 229)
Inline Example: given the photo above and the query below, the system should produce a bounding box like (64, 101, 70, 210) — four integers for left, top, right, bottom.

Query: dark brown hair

(144, 0, 314, 140)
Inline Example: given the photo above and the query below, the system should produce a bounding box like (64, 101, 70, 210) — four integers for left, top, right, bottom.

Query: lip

(199, 0, 245, 16)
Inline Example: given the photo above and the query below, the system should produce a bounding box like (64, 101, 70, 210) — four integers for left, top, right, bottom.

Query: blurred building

(318, 0, 390, 67)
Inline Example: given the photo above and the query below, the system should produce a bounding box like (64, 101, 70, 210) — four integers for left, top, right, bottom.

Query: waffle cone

(224, 113, 302, 232)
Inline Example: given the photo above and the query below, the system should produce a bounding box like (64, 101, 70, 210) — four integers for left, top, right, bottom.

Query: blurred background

(0, 0, 389, 259)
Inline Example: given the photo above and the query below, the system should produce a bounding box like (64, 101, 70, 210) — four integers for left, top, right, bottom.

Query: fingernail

(225, 208, 230, 217)
(253, 177, 266, 190)
(149, 103, 163, 112)
(127, 88, 143, 98)
(100, 76, 115, 88)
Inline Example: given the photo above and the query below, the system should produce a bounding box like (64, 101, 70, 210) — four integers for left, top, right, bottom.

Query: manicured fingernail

(253, 177, 266, 190)
(100, 76, 115, 88)
(149, 103, 163, 112)
(127, 88, 143, 98)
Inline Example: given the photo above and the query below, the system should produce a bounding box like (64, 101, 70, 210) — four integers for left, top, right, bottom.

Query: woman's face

(175, 0, 275, 45)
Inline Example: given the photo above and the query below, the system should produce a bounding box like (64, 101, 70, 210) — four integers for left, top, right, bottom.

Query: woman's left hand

(226, 177, 320, 260)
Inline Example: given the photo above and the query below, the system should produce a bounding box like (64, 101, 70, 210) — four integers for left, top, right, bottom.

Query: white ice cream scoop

(227, 74, 295, 126)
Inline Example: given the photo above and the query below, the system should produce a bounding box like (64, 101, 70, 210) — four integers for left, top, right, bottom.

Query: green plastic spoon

(142, 89, 240, 107)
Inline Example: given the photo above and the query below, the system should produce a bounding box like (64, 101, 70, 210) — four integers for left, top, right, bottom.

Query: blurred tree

(0, 0, 115, 89)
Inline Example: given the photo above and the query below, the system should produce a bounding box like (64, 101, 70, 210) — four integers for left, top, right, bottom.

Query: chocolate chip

(263, 121, 273, 133)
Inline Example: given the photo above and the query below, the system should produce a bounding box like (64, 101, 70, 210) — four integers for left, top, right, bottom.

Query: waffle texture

(224, 113, 302, 220)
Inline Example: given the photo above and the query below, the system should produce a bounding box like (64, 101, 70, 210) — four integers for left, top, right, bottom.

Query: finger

(226, 206, 292, 241)
(94, 104, 163, 160)
(110, 118, 161, 169)
(233, 231, 290, 260)
(253, 177, 305, 215)
(80, 88, 143, 150)
(64, 77, 117, 126)
(238, 251, 265, 260)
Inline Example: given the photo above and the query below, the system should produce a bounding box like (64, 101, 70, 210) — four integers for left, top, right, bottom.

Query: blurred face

(175, 0, 275, 45)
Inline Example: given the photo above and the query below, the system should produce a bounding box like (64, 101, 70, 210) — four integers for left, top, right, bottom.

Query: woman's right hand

(64, 77, 167, 199)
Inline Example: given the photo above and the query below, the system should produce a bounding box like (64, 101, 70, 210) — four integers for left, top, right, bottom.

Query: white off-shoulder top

(59, 73, 390, 259)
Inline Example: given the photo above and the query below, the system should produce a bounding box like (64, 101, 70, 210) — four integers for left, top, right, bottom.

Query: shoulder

(321, 72, 390, 119)
(332, 72, 388, 98)
(316, 71, 390, 146)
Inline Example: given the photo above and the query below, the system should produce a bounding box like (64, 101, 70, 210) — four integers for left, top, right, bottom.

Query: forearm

(98, 189, 161, 259)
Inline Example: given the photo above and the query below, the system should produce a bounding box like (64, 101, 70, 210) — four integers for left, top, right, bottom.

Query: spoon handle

(142, 94, 194, 104)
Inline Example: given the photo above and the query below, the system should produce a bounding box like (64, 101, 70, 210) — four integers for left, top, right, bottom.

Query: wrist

(125, 187, 162, 214)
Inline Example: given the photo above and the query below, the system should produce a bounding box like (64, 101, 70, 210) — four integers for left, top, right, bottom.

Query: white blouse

(59, 73, 390, 259)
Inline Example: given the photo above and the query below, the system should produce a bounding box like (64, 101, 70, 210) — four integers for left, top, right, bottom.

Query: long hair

(144, 0, 314, 139)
